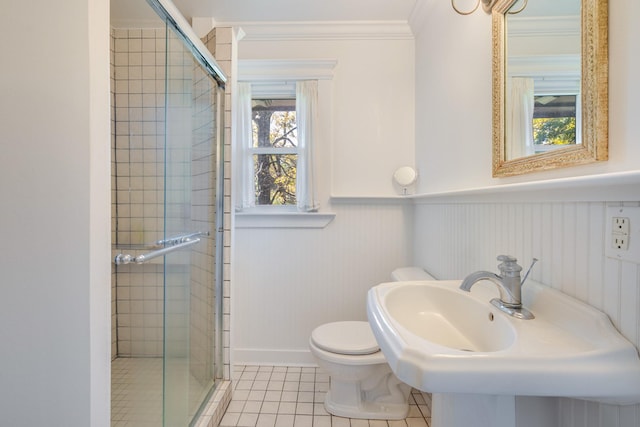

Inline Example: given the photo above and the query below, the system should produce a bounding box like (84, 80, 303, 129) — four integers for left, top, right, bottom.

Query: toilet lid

(311, 321, 380, 355)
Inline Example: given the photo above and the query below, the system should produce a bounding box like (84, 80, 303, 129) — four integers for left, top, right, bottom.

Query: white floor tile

(222, 365, 432, 427)
(257, 413, 278, 427)
(237, 412, 260, 427)
(275, 414, 296, 427)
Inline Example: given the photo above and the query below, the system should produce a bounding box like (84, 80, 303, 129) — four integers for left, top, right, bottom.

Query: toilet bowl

(309, 267, 435, 420)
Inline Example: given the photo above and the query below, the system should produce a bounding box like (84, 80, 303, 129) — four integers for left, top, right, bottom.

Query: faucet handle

(496, 255, 522, 274)
(521, 258, 539, 286)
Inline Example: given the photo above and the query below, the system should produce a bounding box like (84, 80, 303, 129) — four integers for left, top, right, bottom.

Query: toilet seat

(310, 321, 379, 355)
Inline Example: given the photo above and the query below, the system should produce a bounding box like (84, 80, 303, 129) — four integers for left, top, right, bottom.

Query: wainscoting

(233, 202, 413, 365)
(413, 199, 640, 427)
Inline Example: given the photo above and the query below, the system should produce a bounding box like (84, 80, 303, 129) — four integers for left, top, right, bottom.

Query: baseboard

(233, 348, 317, 366)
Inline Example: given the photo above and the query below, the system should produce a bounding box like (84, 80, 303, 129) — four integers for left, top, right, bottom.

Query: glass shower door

(162, 20, 224, 426)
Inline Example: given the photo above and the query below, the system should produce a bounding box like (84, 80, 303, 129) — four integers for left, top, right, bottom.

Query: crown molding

(508, 15, 580, 38)
(238, 59, 338, 82)
(215, 21, 414, 41)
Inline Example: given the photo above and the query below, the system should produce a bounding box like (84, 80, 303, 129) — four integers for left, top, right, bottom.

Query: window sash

(250, 147, 298, 155)
(236, 80, 318, 212)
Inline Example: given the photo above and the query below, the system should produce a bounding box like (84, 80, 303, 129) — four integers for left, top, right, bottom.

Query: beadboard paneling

(414, 201, 640, 427)
(233, 203, 413, 365)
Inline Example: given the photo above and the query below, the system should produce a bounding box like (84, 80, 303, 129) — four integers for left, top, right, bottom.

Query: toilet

(309, 267, 435, 420)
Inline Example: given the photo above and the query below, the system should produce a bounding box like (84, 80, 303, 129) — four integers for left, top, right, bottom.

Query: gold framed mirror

(492, 0, 608, 177)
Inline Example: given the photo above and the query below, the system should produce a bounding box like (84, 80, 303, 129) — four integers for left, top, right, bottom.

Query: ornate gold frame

(492, 0, 609, 177)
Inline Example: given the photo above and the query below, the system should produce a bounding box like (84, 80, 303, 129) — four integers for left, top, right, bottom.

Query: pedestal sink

(367, 279, 640, 427)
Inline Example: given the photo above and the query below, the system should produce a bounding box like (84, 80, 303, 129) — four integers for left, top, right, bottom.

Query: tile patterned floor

(221, 365, 432, 427)
(111, 357, 163, 427)
(111, 357, 219, 427)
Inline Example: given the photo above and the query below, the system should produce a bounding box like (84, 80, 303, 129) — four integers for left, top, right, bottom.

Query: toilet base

(309, 322, 412, 420)
(324, 390, 409, 420)
(322, 371, 411, 420)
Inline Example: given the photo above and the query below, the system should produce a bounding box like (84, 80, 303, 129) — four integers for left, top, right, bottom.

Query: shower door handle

(153, 231, 209, 247)
(114, 238, 201, 265)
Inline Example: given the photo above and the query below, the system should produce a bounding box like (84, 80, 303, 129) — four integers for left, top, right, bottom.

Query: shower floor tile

(221, 365, 431, 427)
(111, 357, 163, 427)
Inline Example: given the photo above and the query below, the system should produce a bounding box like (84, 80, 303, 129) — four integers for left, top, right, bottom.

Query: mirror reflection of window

(532, 94, 578, 153)
(494, 0, 608, 176)
(504, 0, 581, 160)
(506, 73, 582, 160)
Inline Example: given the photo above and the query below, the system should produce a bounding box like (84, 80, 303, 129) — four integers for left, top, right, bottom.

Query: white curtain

(236, 82, 255, 210)
(506, 77, 535, 160)
(295, 80, 319, 212)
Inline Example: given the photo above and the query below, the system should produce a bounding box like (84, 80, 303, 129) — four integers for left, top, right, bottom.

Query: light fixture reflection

(451, 0, 528, 16)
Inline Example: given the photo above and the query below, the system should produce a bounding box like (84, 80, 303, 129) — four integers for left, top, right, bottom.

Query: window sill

(330, 195, 414, 204)
(235, 211, 336, 229)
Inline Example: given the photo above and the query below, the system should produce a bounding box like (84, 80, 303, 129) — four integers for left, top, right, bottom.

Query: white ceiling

(205, 0, 418, 22)
(111, 0, 419, 25)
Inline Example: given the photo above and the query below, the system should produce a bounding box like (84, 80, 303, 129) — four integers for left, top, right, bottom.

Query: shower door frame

(155, 0, 227, 424)
(111, 0, 228, 425)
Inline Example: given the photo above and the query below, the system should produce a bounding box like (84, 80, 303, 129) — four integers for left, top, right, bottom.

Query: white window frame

(249, 83, 299, 211)
(508, 54, 582, 154)
(532, 78, 582, 148)
(234, 59, 337, 228)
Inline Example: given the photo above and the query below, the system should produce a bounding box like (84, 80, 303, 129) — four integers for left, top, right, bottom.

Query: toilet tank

(390, 267, 435, 282)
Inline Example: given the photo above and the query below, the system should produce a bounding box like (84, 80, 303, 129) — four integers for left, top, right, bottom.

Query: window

(532, 94, 578, 153)
(234, 59, 337, 227)
(506, 54, 582, 159)
(237, 80, 318, 212)
(251, 97, 298, 206)
(530, 74, 582, 155)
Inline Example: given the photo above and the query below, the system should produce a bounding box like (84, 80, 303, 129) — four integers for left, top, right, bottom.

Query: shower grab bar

(114, 238, 201, 265)
(153, 231, 209, 247)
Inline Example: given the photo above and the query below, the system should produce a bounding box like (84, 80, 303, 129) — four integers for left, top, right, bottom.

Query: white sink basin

(384, 283, 516, 352)
(367, 279, 640, 404)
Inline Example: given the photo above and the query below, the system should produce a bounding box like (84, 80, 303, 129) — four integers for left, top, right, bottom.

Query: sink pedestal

(432, 393, 515, 427)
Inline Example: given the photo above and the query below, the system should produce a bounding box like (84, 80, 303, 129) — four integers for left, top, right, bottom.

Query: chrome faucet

(460, 255, 536, 320)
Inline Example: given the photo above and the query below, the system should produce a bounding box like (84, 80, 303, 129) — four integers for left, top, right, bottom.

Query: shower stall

(110, 0, 226, 425)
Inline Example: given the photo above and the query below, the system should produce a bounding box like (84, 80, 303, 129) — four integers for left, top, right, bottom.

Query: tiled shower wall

(110, 27, 226, 371)
(413, 199, 640, 426)
(111, 27, 168, 358)
(112, 27, 166, 248)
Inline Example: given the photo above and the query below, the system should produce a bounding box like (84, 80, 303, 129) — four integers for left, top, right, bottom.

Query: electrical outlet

(611, 217, 630, 250)
(613, 217, 630, 235)
(613, 234, 629, 250)
(606, 206, 640, 263)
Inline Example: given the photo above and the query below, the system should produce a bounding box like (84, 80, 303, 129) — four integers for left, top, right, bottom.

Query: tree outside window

(532, 94, 577, 151)
(251, 98, 298, 205)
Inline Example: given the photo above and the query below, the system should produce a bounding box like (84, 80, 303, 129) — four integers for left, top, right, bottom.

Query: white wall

(413, 0, 640, 194)
(238, 25, 416, 197)
(0, 0, 111, 426)
(412, 0, 640, 426)
(232, 25, 416, 364)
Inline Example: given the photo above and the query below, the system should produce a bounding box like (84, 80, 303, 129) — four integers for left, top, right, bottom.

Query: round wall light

(393, 166, 418, 195)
